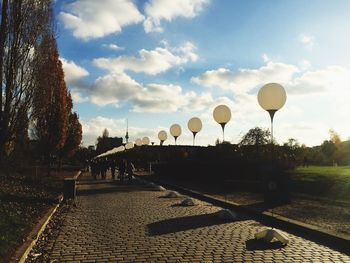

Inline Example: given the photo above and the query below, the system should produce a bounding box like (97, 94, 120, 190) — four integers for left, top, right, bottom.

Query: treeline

(292, 130, 350, 166)
(238, 127, 350, 166)
(0, 0, 82, 170)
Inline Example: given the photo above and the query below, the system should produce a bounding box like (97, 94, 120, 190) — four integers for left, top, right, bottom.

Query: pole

(220, 123, 226, 142)
(192, 132, 197, 146)
(271, 117, 273, 144)
(267, 110, 277, 145)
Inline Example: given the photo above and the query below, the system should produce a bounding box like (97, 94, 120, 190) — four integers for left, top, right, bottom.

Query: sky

(54, 0, 350, 147)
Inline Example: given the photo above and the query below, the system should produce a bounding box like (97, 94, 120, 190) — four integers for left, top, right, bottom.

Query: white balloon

(142, 136, 150, 145)
(188, 117, 202, 133)
(213, 105, 231, 124)
(258, 83, 287, 111)
(135, 138, 142, 146)
(170, 124, 182, 137)
(158, 130, 167, 141)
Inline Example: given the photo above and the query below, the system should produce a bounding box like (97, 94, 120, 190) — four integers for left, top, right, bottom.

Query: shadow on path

(245, 238, 286, 251)
(147, 212, 241, 236)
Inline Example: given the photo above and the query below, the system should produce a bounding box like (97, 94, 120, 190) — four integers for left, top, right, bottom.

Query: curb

(11, 196, 63, 263)
(136, 174, 350, 255)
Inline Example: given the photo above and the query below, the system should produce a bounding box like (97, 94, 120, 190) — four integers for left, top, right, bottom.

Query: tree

(102, 128, 109, 138)
(284, 138, 300, 150)
(0, 0, 52, 162)
(32, 34, 69, 169)
(96, 129, 110, 154)
(60, 92, 82, 158)
(329, 129, 343, 164)
(239, 127, 271, 146)
(61, 112, 82, 158)
(95, 129, 123, 154)
(12, 104, 30, 163)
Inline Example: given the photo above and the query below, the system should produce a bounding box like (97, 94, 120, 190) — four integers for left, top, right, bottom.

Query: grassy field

(289, 166, 350, 201)
(292, 165, 350, 177)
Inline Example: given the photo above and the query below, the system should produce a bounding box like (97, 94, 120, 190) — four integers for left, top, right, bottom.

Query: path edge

(135, 173, 350, 255)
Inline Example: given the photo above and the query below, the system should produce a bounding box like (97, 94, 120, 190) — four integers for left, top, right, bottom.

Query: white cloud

(192, 62, 298, 92)
(70, 89, 89, 103)
(299, 34, 315, 50)
(299, 60, 312, 71)
(59, 0, 144, 40)
(262, 53, 270, 62)
(143, 0, 209, 33)
(93, 42, 198, 75)
(192, 68, 235, 90)
(81, 116, 158, 146)
(286, 66, 350, 95)
(102, 43, 124, 51)
(193, 60, 350, 97)
(90, 73, 140, 106)
(61, 58, 89, 84)
(89, 72, 214, 113)
(81, 116, 124, 145)
(61, 58, 90, 104)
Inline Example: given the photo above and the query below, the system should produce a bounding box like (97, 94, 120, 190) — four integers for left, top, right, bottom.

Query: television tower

(125, 119, 129, 143)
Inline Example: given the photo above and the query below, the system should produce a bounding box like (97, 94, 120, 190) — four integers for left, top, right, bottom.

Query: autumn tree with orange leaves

(32, 34, 69, 170)
(59, 92, 83, 161)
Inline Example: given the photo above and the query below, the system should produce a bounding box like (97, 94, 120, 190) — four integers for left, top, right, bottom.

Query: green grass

(292, 165, 350, 177)
(289, 166, 350, 201)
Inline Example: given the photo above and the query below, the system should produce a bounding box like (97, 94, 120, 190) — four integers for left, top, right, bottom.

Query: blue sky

(54, 0, 350, 146)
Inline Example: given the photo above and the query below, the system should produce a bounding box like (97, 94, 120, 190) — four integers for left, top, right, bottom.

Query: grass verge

(289, 166, 350, 202)
(0, 167, 75, 262)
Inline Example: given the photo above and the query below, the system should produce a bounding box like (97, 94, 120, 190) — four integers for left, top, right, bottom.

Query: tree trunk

(0, 0, 9, 163)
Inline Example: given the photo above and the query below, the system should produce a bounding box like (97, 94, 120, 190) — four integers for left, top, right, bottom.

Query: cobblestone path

(45, 175, 350, 262)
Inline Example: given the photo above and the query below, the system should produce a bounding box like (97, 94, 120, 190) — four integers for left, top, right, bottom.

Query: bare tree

(0, 0, 52, 162)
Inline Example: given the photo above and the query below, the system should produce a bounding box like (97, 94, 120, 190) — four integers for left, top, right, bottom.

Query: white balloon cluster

(95, 83, 287, 157)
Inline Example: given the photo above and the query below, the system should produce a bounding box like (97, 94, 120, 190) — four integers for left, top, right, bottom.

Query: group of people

(89, 158, 135, 182)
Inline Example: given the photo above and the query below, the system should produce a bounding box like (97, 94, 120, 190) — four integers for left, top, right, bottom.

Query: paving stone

(42, 175, 350, 262)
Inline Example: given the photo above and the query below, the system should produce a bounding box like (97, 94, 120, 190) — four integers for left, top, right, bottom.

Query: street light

(213, 105, 231, 142)
(255, 82, 289, 245)
(257, 83, 286, 144)
(158, 130, 167, 145)
(188, 117, 202, 146)
(170, 124, 182, 145)
(142, 136, 150, 145)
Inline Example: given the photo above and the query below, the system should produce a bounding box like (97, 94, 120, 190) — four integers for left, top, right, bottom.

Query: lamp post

(142, 136, 150, 146)
(213, 105, 231, 142)
(170, 124, 182, 145)
(255, 82, 289, 245)
(158, 130, 167, 145)
(188, 117, 202, 146)
(257, 83, 286, 144)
